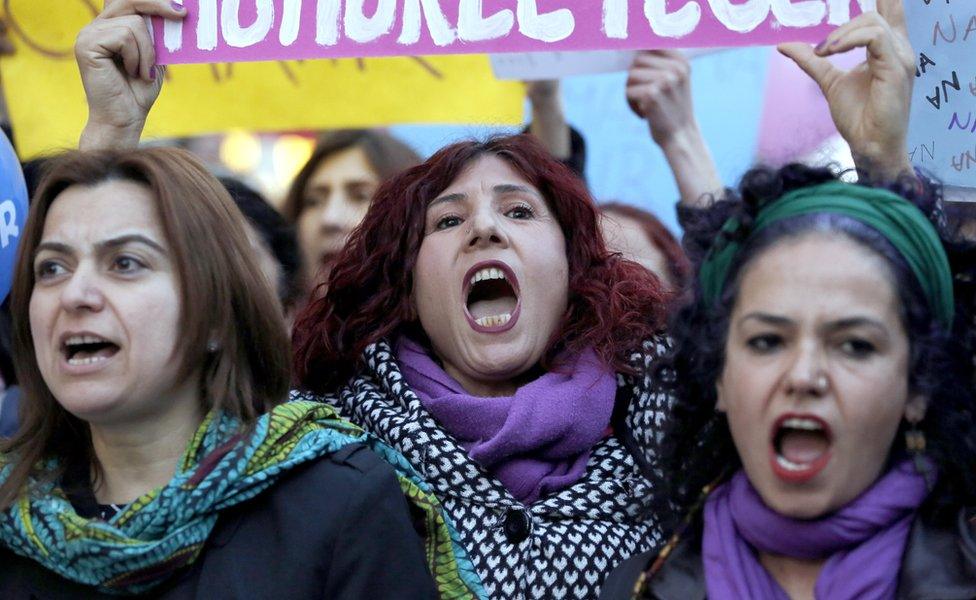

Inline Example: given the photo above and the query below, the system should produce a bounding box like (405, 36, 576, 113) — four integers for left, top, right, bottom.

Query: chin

(753, 477, 838, 520)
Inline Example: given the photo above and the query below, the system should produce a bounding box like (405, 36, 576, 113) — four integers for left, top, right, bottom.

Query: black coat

(599, 509, 976, 600)
(0, 443, 439, 599)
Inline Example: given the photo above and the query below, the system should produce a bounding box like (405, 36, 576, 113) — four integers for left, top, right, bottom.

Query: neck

(88, 384, 205, 505)
(759, 552, 825, 600)
(443, 363, 529, 397)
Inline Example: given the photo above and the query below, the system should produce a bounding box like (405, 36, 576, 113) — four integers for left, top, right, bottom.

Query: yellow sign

(1, 0, 524, 159)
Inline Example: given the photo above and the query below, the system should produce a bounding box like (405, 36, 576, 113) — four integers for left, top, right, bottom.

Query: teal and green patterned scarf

(0, 401, 484, 598)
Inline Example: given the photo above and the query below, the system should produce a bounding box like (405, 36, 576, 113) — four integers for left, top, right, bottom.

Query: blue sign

(0, 130, 27, 303)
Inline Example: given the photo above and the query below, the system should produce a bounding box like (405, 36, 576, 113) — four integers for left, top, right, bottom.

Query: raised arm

(778, 0, 916, 183)
(75, 0, 186, 150)
(526, 80, 572, 161)
(626, 50, 723, 208)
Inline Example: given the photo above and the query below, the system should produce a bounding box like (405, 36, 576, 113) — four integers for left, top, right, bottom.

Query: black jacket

(0, 444, 439, 599)
(600, 509, 976, 600)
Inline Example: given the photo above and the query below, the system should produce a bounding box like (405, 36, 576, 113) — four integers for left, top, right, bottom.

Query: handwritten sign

(154, 0, 874, 65)
(1, 0, 523, 160)
(907, 0, 976, 187)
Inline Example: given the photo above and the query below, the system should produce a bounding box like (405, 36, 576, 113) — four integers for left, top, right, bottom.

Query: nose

(784, 340, 829, 398)
(465, 206, 509, 251)
(60, 266, 105, 313)
(318, 193, 360, 234)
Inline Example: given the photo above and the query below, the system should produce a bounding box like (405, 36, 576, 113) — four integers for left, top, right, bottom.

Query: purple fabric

(703, 460, 931, 600)
(395, 337, 617, 504)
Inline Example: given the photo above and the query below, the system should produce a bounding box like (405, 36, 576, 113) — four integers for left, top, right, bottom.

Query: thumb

(777, 42, 841, 96)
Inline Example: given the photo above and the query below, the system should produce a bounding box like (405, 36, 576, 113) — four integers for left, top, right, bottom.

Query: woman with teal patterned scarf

(0, 148, 482, 599)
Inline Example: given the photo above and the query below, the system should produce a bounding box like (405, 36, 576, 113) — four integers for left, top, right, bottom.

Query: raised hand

(75, 0, 186, 150)
(626, 50, 722, 206)
(778, 0, 915, 181)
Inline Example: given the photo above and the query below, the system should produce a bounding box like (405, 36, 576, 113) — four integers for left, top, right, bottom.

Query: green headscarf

(699, 181, 954, 330)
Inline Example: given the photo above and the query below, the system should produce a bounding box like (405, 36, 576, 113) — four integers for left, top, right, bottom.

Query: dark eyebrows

(737, 312, 794, 328)
(35, 235, 168, 259)
(99, 234, 168, 256)
(429, 192, 465, 208)
(737, 312, 890, 337)
(493, 183, 540, 199)
(34, 241, 73, 258)
(823, 317, 889, 335)
(430, 184, 541, 208)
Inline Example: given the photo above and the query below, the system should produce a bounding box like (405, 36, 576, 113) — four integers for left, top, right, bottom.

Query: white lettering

(770, 0, 825, 27)
(457, 0, 515, 42)
(399, 0, 457, 46)
(280, 0, 302, 46)
(0, 200, 18, 249)
(221, 0, 275, 48)
(644, 0, 701, 38)
(198, 0, 218, 50)
(603, 0, 629, 39)
(517, 0, 575, 42)
(706, 0, 770, 33)
(345, 0, 397, 43)
(164, 0, 183, 51)
(316, 0, 341, 45)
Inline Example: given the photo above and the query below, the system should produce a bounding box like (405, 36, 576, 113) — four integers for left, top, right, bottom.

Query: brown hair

(281, 129, 421, 222)
(1, 148, 291, 507)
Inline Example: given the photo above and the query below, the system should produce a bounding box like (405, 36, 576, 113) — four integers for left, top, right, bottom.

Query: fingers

(817, 9, 913, 69)
(101, 0, 187, 20)
(777, 42, 841, 95)
(76, 15, 157, 82)
(875, 0, 908, 38)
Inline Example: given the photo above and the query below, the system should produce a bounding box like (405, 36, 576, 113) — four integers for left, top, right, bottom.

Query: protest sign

(154, 0, 874, 65)
(489, 48, 721, 81)
(907, 0, 976, 188)
(0, 130, 27, 303)
(1, 0, 523, 160)
(490, 50, 638, 81)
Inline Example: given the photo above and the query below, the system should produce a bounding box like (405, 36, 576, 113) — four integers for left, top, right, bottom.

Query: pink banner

(153, 0, 872, 66)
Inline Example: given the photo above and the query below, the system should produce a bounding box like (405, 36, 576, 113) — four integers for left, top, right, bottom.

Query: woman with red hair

(292, 134, 674, 599)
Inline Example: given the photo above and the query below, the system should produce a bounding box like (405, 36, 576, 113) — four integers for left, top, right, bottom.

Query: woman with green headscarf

(600, 1, 976, 598)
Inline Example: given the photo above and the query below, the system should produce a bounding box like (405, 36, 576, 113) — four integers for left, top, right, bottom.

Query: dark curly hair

(292, 134, 668, 392)
(655, 163, 976, 528)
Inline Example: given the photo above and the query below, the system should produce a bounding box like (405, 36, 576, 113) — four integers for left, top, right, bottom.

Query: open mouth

(62, 334, 120, 367)
(463, 262, 521, 333)
(769, 414, 832, 483)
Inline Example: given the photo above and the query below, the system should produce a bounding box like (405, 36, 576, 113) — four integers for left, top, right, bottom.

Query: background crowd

(0, 0, 974, 598)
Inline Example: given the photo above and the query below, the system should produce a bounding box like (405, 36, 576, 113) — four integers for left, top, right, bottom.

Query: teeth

(469, 267, 507, 286)
(782, 418, 823, 431)
(776, 455, 806, 471)
(67, 355, 109, 366)
(475, 313, 512, 328)
(65, 334, 108, 346)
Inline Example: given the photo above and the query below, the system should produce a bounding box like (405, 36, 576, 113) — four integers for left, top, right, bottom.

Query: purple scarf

(395, 337, 617, 504)
(703, 460, 931, 600)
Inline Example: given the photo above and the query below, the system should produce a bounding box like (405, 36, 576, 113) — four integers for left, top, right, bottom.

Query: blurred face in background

(600, 211, 673, 290)
(297, 145, 379, 286)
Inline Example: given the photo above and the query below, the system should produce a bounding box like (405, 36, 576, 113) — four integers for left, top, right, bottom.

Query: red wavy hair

(293, 134, 668, 392)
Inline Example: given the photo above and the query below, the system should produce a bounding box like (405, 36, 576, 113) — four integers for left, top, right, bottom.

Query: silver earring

(206, 340, 219, 353)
